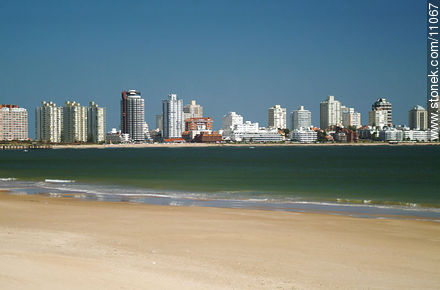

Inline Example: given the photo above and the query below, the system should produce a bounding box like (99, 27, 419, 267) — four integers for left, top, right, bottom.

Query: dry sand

(0, 192, 439, 289)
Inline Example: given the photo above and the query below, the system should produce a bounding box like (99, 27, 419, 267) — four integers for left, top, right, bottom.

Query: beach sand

(0, 192, 439, 289)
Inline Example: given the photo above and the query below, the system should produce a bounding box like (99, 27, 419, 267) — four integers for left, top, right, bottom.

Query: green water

(0, 146, 439, 206)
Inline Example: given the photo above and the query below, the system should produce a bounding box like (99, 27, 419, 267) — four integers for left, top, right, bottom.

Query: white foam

(45, 179, 76, 183)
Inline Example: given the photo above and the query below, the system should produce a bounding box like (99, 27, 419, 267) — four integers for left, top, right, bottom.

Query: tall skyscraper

(291, 106, 312, 130)
(62, 101, 87, 143)
(341, 107, 361, 129)
(87, 102, 106, 143)
(268, 105, 287, 129)
(408, 105, 428, 130)
(0, 104, 28, 141)
(372, 98, 392, 126)
(162, 93, 183, 139)
(35, 101, 63, 143)
(121, 90, 145, 142)
(320, 96, 341, 129)
(183, 100, 203, 120)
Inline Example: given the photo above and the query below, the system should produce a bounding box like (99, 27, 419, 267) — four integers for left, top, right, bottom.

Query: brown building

(193, 132, 222, 143)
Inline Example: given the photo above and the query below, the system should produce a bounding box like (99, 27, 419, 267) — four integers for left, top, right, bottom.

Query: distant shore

(0, 191, 439, 289)
(51, 142, 440, 149)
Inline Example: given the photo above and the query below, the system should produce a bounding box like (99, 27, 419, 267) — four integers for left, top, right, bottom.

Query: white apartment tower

(320, 96, 342, 129)
(87, 102, 106, 143)
(35, 101, 62, 143)
(408, 105, 428, 130)
(268, 105, 287, 129)
(183, 100, 203, 120)
(62, 101, 87, 143)
(291, 106, 312, 130)
(0, 105, 28, 141)
(121, 90, 145, 142)
(342, 107, 361, 128)
(162, 93, 183, 139)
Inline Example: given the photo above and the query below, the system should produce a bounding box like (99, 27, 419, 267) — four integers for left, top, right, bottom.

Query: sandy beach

(0, 192, 439, 289)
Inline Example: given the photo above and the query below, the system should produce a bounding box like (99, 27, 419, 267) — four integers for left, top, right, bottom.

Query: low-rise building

(379, 127, 404, 141)
(290, 128, 317, 143)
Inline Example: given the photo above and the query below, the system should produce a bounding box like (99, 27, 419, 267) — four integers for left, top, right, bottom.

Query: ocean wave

(44, 179, 76, 183)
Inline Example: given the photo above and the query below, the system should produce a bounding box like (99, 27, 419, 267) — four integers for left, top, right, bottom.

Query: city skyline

(0, 1, 425, 138)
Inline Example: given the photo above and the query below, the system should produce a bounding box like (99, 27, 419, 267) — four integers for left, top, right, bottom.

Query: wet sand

(0, 192, 439, 289)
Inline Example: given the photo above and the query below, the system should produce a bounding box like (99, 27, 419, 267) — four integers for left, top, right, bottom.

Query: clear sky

(0, 0, 425, 137)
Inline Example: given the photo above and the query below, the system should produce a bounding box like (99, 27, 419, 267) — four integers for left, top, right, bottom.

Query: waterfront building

(183, 100, 203, 120)
(290, 128, 317, 143)
(403, 129, 429, 142)
(62, 101, 87, 143)
(342, 107, 361, 128)
(320, 96, 341, 129)
(372, 98, 392, 126)
(162, 93, 183, 139)
(291, 106, 311, 130)
(35, 101, 62, 143)
(368, 109, 388, 129)
(185, 117, 213, 132)
(106, 128, 129, 144)
(379, 128, 403, 142)
(87, 102, 106, 143)
(408, 105, 428, 130)
(222, 112, 244, 131)
(0, 104, 28, 141)
(268, 105, 287, 129)
(121, 90, 145, 142)
(193, 131, 222, 143)
(228, 121, 283, 142)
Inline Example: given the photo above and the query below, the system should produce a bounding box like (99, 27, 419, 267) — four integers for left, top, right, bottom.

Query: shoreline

(0, 191, 439, 289)
(50, 142, 440, 149)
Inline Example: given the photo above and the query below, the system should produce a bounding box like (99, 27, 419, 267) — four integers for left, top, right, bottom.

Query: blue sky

(0, 0, 425, 136)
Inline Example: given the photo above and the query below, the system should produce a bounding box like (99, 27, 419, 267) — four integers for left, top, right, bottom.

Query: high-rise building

(408, 105, 428, 130)
(268, 105, 287, 129)
(368, 109, 388, 129)
(0, 104, 28, 141)
(121, 90, 145, 142)
(162, 93, 183, 139)
(62, 101, 87, 143)
(320, 96, 341, 129)
(342, 107, 361, 129)
(35, 101, 63, 143)
(372, 98, 392, 126)
(87, 102, 106, 143)
(183, 100, 203, 120)
(291, 106, 312, 130)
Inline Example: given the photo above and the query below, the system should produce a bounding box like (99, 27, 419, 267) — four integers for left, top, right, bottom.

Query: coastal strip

(0, 192, 439, 289)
